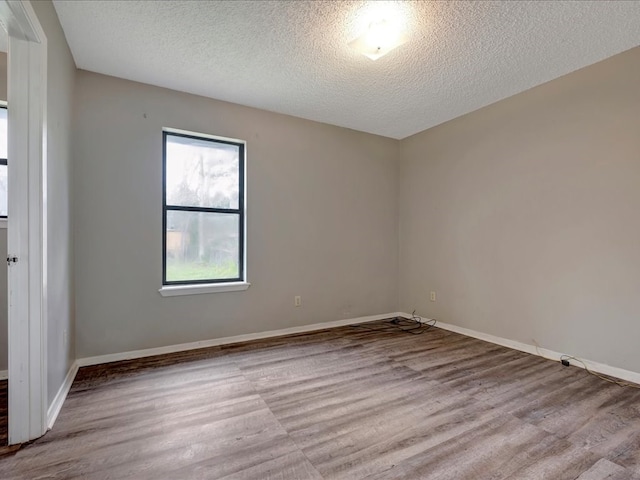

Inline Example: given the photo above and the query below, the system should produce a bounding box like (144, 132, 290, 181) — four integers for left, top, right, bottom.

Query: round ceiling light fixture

(349, 19, 408, 60)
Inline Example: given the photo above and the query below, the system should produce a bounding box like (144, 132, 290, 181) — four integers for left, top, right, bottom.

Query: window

(162, 129, 246, 290)
(0, 105, 7, 219)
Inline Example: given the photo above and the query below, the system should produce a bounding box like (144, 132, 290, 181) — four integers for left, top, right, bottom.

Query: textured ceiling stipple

(53, 1, 640, 139)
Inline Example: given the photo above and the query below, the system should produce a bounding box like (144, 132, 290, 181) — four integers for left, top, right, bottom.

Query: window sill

(159, 282, 250, 297)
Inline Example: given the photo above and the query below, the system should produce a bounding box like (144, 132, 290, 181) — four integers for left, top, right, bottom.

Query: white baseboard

(77, 312, 401, 368)
(47, 361, 79, 430)
(399, 312, 640, 386)
(47, 312, 640, 432)
(0, 370, 7, 380)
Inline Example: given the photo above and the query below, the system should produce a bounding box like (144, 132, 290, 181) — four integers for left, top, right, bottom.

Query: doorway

(0, 0, 49, 445)
(0, 41, 9, 445)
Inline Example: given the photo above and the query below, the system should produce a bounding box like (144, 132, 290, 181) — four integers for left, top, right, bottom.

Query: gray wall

(31, 1, 76, 405)
(399, 47, 640, 373)
(0, 51, 5, 372)
(73, 71, 399, 358)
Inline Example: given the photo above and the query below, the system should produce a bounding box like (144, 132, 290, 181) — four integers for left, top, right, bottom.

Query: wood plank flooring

(1, 321, 639, 479)
(0, 379, 6, 447)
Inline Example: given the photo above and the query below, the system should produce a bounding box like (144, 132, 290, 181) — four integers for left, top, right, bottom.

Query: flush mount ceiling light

(349, 19, 408, 60)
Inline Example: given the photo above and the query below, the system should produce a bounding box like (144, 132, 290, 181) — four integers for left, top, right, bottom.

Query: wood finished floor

(1, 322, 640, 479)
(0, 380, 6, 447)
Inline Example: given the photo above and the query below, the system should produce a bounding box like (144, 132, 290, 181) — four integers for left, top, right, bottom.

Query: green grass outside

(166, 260, 238, 282)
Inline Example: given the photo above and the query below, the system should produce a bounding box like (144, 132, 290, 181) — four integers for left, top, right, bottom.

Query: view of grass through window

(164, 132, 243, 283)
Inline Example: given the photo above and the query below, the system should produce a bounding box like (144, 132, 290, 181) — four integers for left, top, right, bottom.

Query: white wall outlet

(430, 291, 436, 302)
(294, 296, 302, 307)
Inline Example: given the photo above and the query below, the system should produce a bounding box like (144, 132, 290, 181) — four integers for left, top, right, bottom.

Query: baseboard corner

(47, 361, 79, 430)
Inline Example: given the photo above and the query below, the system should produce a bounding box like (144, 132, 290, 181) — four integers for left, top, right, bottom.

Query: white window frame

(159, 127, 249, 297)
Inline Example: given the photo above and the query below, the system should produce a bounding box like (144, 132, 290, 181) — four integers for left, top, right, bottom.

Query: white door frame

(0, 0, 48, 445)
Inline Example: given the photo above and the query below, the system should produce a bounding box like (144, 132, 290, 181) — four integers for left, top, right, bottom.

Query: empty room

(1, 0, 640, 478)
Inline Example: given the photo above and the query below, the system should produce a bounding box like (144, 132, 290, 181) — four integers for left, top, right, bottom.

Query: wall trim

(47, 361, 78, 430)
(0, 370, 7, 380)
(77, 312, 401, 368)
(49, 312, 640, 425)
(399, 313, 640, 386)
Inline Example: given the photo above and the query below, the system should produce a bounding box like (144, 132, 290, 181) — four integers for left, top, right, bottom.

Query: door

(1, 0, 48, 445)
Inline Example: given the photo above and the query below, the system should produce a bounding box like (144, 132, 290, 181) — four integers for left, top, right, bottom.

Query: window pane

(165, 134, 240, 209)
(166, 210, 240, 282)
(0, 107, 6, 159)
(0, 164, 6, 216)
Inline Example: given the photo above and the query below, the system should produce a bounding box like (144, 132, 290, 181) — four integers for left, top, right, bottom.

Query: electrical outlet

(430, 291, 436, 302)
(63, 329, 68, 348)
(294, 296, 302, 307)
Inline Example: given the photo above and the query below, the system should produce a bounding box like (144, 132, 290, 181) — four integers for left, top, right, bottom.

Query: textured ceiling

(53, 0, 640, 139)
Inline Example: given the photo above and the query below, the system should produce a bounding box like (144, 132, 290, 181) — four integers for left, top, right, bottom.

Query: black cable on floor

(349, 311, 436, 335)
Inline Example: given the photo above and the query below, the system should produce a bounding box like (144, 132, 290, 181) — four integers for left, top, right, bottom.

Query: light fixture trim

(349, 19, 408, 61)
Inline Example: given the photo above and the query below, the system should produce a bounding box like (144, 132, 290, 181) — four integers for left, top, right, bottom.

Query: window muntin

(163, 130, 245, 285)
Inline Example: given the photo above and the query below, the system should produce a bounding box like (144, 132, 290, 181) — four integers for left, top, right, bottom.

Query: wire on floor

(349, 310, 436, 335)
(532, 339, 640, 389)
(559, 355, 640, 389)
